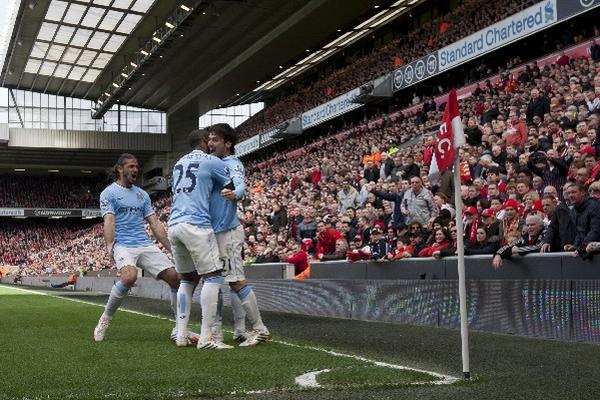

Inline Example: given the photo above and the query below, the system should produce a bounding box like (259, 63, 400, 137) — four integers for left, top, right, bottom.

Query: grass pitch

(3, 283, 600, 400)
(0, 285, 445, 400)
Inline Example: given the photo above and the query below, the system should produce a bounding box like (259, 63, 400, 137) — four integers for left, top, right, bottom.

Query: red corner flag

(429, 89, 465, 185)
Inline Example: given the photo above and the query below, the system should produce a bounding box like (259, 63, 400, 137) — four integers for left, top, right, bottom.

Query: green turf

(56, 285, 600, 400)
(0, 285, 441, 400)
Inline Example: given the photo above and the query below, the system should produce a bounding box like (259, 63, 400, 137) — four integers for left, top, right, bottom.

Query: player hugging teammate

(94, 124, 269, 350)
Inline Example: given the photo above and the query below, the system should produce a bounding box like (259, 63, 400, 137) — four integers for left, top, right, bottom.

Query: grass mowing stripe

(0, 287, 456, 398)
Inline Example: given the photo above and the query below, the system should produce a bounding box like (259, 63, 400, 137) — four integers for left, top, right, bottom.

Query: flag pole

(452, 152, 470, 379)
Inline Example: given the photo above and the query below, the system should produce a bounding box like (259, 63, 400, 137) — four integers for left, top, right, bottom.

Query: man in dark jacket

(541, 182, 576, 252)
(527, 150, 568, 196)
(565, 183, 600, 251)
(369, 227, 390, 260)
(268, 203, 288, 233)
(363, 160, 380, 182)
(370, 184, 406, 229)
(401, 155, 420, 180)
(526, 88, 550, 125)
(379, 152, 394, 181)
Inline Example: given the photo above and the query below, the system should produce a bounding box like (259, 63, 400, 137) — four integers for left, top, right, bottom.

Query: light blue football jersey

(210, 155, 245, 233)
(169, 150, 231, 228)
(99, 183, 153, 247)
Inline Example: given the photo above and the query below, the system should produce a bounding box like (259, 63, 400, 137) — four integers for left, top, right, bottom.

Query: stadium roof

(1, 0, 419, 118)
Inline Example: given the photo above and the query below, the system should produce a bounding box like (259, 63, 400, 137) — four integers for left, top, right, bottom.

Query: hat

(463, 206, 477, 215)
(371, 227, 383, 234)
(374, 221, 385, 229)
(352, 235, 363, 242)
(481, 208, 495, 217)
(586, 114, 598, 121)
(580, 146, 596, 156)
(503, 199, 520, 210)
(531, 200, 543, 213)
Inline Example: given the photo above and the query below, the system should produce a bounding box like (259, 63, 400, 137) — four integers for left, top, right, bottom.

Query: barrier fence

(3, 253, 599, 343)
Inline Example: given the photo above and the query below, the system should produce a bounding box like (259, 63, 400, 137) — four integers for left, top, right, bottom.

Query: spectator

(280, 242, 309, 276)
(296, 209, 317, 242)
(526, 88, 550, 125)
(565, 182, 600, 252)
(464, 228, 500, 255)
(418, 228, 451, 257)
(338, 179, 360, 212)
(315, 221, 344, 259)
(369, 227, 390, 260)
(401, 176, 437, 225)
(493, 214, 546, 269)
(268, 203, 288, 233)
(363, 160, 380, 182)
(370, 183, 406, 229)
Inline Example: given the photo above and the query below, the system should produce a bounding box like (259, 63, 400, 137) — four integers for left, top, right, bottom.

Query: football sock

(212, 288, 224, 341)
(237, 286, 267, 332)
(176, 280, 195, 338)
(169, 287, 178, 320)
(230, 287, 246, 334)
(200, 275, 224, 342)
(103, 280, 130, 317)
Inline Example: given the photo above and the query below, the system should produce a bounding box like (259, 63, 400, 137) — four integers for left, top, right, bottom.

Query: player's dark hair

(208, 123, 237, 154)
(112, 153, 137, 181)
(188, 129, 209, 149)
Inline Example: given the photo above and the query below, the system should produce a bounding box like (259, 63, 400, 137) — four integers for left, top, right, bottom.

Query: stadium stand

(0, 219, 109, 275)
(0, 175, 103, 209)
(235, 0, 539, 140)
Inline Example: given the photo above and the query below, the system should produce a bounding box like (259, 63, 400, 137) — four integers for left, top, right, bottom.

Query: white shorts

(216, 225, 246, 283)
(168, 223, 222, 275)
(112, 243, 173, 279)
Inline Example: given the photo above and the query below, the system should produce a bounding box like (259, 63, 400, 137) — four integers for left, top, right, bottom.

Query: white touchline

(2, 284, 460, 386)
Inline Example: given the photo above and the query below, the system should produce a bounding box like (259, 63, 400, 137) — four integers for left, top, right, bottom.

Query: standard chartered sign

(438, 0, 557, 70)
(301, 89, 362, 129)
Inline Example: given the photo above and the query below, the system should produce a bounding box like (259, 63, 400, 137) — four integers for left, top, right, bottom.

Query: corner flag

(428, 89, 465, 185)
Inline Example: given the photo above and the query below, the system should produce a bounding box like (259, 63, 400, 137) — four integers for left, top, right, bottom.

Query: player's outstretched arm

(146, 214, 172, 254)
(103, 214, 116, 256)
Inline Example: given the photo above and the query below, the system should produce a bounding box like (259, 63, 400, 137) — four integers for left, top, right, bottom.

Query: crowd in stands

(237, 52, 600, 276)
(0, 220, 110, 275)
(235, 0, 538, 140)
(0, 175, 103, 209)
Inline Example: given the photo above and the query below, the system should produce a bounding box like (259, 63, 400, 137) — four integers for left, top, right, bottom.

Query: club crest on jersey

(233, 164, 243, 174)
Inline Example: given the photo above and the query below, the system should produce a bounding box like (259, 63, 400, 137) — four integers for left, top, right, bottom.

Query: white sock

(211, 288, 224, 342)
(176, 280, 195, 338)
(169, 288, 178, 320)
(103, 281, 129, 317)
(230, 288, 246, 334)
(200, 276, 223, 342)
(237, 286, 267, 332)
